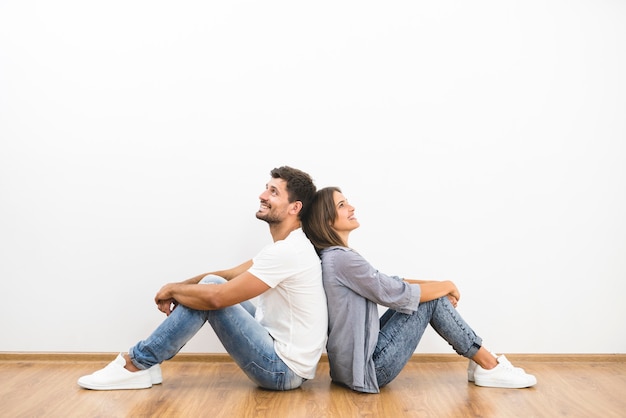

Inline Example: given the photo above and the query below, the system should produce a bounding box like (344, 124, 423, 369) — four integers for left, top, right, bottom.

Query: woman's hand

(447, 281, 460, 307)
(448, 281, 460, 302)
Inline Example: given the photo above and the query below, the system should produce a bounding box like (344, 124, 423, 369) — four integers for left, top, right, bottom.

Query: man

(78, 166, 327, 391)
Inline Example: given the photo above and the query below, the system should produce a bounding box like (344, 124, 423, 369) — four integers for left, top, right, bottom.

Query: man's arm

(155, 270, 269, 313)
(180, 260, 254, 284)
(207, 260, 254, 281)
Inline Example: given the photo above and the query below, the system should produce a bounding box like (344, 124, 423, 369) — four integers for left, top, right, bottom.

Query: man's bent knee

(199, 274, 226, 285)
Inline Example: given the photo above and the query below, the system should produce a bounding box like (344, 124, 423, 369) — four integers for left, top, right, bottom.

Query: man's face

(256, 177, 292, 224)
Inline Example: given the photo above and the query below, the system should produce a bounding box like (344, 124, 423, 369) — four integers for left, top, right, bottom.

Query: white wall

(1, 1, 624, 355)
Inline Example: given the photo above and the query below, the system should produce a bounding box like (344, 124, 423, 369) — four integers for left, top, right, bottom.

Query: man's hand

(155, 283, 179, 316)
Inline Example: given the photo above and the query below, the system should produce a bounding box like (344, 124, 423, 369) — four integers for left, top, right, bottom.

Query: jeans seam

(438, 297, 482, 357)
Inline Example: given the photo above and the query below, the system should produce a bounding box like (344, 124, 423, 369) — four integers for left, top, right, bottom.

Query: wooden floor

(1, 354, 625, 417)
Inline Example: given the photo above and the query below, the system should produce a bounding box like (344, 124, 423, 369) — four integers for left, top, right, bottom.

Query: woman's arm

(410, 280, 460, 306)
(404, 279, 435, 284)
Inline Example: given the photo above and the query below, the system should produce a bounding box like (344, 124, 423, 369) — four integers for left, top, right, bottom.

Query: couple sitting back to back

(78, 166, 536, 393)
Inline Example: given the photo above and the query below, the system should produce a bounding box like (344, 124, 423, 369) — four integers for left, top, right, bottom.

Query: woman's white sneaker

(77, 353, 153, 390)
(468, 350, 497, 382)
(473, 355, 537, 389)
(467, 360, 478, 382)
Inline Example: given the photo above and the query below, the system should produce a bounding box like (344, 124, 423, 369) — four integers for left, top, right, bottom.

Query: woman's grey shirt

(320, 246, 421, 393)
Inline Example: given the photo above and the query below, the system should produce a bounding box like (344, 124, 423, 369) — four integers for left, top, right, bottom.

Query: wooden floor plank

(0, 356, 624, 417)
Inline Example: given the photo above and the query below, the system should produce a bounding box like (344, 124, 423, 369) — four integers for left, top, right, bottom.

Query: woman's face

(331, 190, 360, 234)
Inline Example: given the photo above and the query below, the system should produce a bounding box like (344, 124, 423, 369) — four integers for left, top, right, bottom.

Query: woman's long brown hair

(301, 186, 347, 254)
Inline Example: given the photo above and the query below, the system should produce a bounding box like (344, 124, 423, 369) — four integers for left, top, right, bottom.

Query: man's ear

(290, 200, 303, 215)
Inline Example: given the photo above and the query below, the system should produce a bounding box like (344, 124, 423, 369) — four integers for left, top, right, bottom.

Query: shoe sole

(473, 377, 537, 389)
(77, 379, 153, 390)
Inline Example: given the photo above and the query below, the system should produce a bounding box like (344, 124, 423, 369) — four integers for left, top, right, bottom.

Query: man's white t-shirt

(248, 228, 327, 379)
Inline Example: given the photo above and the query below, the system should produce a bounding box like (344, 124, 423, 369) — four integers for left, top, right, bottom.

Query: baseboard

(1, 352, 624, 363)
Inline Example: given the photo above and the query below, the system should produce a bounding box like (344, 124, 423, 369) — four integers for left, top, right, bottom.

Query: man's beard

(256, 210, 281, 224)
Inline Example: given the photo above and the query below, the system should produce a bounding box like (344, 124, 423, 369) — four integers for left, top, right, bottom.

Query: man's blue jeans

(128, 275, 305, 391)
(374, 296, 482, 388)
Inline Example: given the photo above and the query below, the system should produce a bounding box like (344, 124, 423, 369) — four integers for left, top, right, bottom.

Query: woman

(302, 186, 536, 393)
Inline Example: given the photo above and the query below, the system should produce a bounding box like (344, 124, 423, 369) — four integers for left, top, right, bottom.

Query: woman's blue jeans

(128, 275, 305, 391)
(374, 296, 482, 388)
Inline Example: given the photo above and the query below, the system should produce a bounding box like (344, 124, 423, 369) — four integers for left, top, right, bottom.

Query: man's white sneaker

(149, 363, 163, 385)
(77, 353, 153, 390)
(473, 355, 537, 389)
